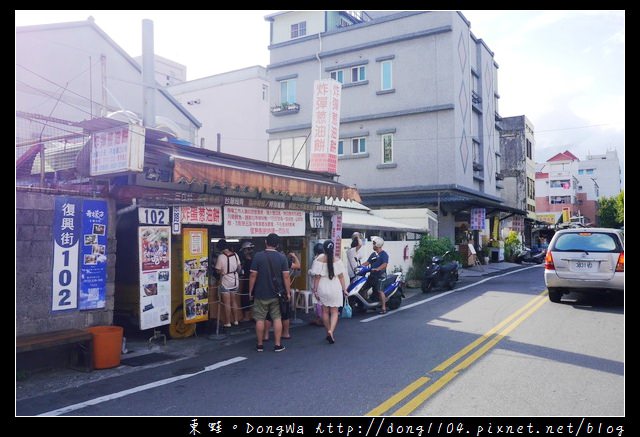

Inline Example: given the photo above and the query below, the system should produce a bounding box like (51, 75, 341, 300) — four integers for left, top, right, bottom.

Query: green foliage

(599, 190, 624, 228)
(504, 230, 522, 262)
(411, 235, 458, 280)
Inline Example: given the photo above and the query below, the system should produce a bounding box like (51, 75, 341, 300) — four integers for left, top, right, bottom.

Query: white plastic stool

(295, 290, 314, 314)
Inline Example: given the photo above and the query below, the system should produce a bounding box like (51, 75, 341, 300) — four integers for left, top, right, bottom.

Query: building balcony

(471, 91, 482, 104)
(271, 103, 300, 116)
(472, 162, 483, 172)
(495, 172, 504, 180)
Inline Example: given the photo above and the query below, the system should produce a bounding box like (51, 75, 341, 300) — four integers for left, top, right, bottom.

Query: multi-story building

(133, 54, 186, 87)
(168, 66, 270, 159)
(577, 150, 622, 200)
(535, 151, 598, 225)
(265, 11, 523, 242)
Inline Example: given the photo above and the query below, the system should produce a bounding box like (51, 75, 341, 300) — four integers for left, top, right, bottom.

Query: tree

(598, 191, 624, 228)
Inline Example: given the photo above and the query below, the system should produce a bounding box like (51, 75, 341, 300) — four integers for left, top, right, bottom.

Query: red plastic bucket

(86, 326, 123, 369)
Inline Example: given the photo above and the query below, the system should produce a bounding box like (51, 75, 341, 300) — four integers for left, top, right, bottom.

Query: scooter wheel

(421, 280, 433, 293)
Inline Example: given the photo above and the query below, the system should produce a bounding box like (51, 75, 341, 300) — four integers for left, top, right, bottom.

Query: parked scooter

(421, 250, 460, 292)
(346, 260, 404, 313)
(514, 246, 545, 264)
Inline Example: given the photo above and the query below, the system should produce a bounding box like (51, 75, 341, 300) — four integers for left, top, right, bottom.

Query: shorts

(253, 298, 281, 321)
(267, 297, 289, 321)
(218, 284, 238, 294)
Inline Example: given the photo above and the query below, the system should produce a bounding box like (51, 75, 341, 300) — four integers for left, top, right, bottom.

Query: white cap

(241, 241, 255, 250)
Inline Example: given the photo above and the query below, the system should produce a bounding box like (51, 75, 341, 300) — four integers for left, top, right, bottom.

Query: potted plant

(481, 246, 491, 264)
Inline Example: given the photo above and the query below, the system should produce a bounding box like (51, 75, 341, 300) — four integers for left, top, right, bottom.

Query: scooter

(347, 262, 404, 313)
(421, 250, 459, 292)
(514, 246, 545, 264)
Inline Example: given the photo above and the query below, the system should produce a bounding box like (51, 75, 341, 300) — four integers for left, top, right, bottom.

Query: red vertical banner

(331, 213, 343, 259)
(308, 79, 342, 174)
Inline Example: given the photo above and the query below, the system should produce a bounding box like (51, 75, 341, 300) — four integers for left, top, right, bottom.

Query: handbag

(341, 296, 352, 319)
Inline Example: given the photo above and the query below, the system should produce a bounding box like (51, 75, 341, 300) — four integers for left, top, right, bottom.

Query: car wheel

(548, 288, 563, 303)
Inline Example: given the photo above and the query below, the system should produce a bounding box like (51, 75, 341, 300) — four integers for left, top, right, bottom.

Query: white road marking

(362, 265, 541, 322)
(37, 356, 247, 416)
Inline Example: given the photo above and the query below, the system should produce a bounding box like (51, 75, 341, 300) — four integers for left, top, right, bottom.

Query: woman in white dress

(310, 240, 348, 344)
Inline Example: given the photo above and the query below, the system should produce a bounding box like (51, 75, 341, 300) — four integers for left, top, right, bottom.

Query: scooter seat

(440, 263, 457, 273)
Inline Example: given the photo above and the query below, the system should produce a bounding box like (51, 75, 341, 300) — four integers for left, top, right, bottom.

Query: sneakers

(256, 344, 264, 352)
(273, 344, 286, 352)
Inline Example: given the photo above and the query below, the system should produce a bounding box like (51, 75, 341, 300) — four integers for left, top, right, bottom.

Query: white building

(168, 66, 269, 160)
(16, 19, 201, 143)
(133, 54, 186, 87)
(577, 150, 622, 200)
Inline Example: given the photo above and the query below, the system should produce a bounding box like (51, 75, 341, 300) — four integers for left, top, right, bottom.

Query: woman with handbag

(310, 240, 348, 344)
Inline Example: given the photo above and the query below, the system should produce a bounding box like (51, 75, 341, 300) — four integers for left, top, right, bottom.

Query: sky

(15, 10, 625, 179)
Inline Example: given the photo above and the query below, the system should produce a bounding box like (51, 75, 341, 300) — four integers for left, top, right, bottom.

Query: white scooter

(346, 261, 404, 313)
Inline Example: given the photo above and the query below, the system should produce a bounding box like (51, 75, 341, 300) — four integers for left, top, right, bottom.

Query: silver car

(544, 227, 624, 302)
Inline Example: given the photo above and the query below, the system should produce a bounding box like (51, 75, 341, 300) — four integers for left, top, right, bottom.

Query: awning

(341, 210, 425, 233)
(172, 155, 360, 202)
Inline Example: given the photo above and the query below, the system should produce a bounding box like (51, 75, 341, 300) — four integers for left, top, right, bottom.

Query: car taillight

(615, 251, 624, 272)
(544, 251, 555, 270)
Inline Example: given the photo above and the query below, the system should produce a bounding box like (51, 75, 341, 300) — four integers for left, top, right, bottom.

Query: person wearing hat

(238, 241, 255, 322)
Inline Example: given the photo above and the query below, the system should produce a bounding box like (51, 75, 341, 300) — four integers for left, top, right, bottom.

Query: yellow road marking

(433, 292, 547, 372)
(367, 290, 548, 416)
(365, 377, 430, 416)
(393, 294, 548, 416)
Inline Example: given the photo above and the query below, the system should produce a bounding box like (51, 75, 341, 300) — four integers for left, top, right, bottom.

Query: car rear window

(552, 232, 621, 252)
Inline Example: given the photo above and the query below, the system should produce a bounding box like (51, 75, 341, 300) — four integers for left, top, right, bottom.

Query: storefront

(112, 140, 359, 338)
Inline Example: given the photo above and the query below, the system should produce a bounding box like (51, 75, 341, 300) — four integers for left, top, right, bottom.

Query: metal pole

(208, 286, 227, 340)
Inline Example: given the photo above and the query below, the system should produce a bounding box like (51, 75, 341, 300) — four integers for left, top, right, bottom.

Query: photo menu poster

(79, 199, 108, 310)
(138, 226, 171, 330)
(182, 228, 209, 324)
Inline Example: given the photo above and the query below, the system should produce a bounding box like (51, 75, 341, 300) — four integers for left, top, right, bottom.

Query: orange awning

(172, 156, 360, 202)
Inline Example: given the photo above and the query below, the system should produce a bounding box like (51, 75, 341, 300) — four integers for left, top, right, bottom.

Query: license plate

(572, 261, 597, 272)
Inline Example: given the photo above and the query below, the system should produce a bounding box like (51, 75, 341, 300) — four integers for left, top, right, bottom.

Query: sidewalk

(16, 262, 527, 405)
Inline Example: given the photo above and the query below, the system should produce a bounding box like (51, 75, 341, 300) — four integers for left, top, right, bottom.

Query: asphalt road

(16, 265, 624, 417)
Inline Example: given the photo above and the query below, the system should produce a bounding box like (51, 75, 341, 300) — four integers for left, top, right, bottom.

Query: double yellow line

(366, 290, 549, 416)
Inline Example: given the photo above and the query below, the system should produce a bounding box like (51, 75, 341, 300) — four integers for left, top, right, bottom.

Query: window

(382, 134, 393, 163)
(291, 22, 306, 39)
(351, 65, 366, 83)
(550, 196, 571, 204)
(381, 60, 392, 90)
(337, 140, 344, 156)
(280, 79, 297, 105)
(550, 180, 571, 189)
(526, 139, 532, 159)
(262, 84, 268, 101)
(351, 137, 366, 154)
(330, 70, 344, 84)
(495, 153, 501, 174)
(527, 178, 535, 199)
(578, 169, 585, 175)
(472, 140, 481, 164)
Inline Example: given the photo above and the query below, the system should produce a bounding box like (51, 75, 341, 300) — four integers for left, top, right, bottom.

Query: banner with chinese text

(470, 208, 486, 231)
(52, 197, 82, 311)
(331, 213, 343, 259)
(182, 228, 209, 324)
(138, 226, 171, 330)
(181, 206, 222, 225)
(308, 79, 342, 174)
(79, 199, 108, 310)
(224, 206, 305, 237)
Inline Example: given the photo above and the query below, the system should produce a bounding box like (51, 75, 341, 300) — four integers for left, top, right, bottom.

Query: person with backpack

(215, 239, 241, 328)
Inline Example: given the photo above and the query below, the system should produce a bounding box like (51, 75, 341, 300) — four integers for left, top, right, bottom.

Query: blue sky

(16, 10, 624, 179)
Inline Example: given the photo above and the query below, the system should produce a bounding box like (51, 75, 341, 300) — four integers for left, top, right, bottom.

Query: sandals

(378, 309, 387, 314)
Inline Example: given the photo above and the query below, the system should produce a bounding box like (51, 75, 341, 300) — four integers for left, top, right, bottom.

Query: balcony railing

(495, 172, 504, 180)
(270, 103, 300, 116)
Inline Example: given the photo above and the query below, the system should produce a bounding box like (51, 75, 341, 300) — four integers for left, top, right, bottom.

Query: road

(16, 266, 624, 417)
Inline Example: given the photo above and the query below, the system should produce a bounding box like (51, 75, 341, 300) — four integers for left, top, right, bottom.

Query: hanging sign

(470, 208, 486, 231)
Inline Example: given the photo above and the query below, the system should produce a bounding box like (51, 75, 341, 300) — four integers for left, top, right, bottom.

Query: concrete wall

(16, 191, 116, 336)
